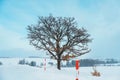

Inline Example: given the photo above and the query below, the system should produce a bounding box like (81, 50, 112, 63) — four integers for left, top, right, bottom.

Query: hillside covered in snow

(0, 58, 120, 80)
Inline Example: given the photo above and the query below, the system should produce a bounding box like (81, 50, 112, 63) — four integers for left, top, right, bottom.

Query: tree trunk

(57, 59, 61, 70)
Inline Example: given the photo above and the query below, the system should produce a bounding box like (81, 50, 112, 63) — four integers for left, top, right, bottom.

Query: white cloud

(0, 25, 34, 51)
(0, 24, 48, 57)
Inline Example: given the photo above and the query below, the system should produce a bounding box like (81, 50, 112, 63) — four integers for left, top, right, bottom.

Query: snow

(0, 58, 120, 80)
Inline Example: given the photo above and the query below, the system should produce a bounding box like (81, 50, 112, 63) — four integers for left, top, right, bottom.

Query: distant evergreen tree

(19, 59, 26, 65)
(0, 62, 2, 65)
(30, 61, 36, 66)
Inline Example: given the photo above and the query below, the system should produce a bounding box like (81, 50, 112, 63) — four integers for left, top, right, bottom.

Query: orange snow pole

(75, 60, 80, 80)
(76, 60, 79, 70)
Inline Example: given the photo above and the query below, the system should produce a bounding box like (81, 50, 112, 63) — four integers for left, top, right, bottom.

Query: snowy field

(0, 58, 120, 80)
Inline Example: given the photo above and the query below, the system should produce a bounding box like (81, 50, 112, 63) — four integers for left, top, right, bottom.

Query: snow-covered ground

(0, 58, 120, 80)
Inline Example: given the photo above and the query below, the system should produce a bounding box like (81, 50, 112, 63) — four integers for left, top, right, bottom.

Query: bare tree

(27, 15, 92, 70)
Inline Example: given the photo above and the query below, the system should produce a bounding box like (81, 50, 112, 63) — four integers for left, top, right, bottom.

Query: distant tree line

(18, 58, 120, 67)
(105, 59, 118, 64)
(63, 58, 119, 67)
(19, 59, 36, 67)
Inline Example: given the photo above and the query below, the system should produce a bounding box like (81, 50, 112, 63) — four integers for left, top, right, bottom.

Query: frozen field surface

(0, 58, 120, 80)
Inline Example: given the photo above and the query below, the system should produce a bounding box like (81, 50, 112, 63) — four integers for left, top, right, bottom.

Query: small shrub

(40, 63, 43, 66)
(25, 61, 29, 65)
(19, 59, 25, 65)
(30, 61, 36, 66)
(0, 62, 2, 65)
(48, 62, 53, 66)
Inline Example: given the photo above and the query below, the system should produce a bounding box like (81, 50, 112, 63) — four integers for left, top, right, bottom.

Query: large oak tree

(27, 15, 92, 70)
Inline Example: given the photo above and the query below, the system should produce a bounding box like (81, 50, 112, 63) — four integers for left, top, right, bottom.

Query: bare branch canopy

(27, 15, 92, 70)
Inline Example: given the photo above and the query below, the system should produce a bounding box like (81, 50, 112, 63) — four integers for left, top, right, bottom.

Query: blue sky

(0, 0, 120, 59)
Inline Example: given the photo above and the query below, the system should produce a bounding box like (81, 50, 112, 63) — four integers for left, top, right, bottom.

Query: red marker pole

(75, 60, 80, 80)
